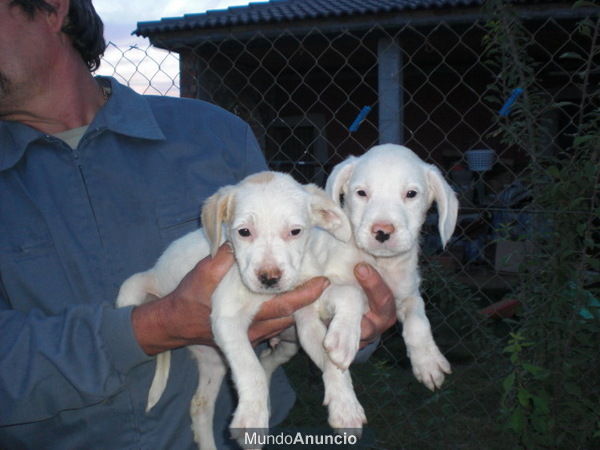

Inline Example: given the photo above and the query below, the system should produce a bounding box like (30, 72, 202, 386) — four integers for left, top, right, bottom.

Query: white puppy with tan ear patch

(312, 144, 458, 390)
(117, 171, 364, 450)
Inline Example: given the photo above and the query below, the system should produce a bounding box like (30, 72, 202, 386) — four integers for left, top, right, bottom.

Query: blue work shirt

(0, 77, 295, 449)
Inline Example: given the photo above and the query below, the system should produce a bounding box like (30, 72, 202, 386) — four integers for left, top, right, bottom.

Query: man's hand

(131, 244, 234, 355)
(354, 263, 397, 348)
(249, 277, 329, 346)
(132, 244, 328, 355)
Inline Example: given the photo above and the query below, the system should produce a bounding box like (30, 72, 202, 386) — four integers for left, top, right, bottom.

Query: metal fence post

(377, 37, 404, 145)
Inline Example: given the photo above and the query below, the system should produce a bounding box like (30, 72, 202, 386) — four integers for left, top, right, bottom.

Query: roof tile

(134, 0, 486, 36)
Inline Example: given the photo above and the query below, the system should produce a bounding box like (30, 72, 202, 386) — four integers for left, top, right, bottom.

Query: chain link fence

(100, 3, 599, 448)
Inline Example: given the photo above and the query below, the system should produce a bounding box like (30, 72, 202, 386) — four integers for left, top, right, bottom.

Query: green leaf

(559, 51, 585, 61)
(532, 394, 550, 415)
(572, 0, 599, 8)
(574, 135, 598, 147)
(509, 407, 525, 433)
(522, 363, 548, 378)
(547, 165, 561, 179)
(503, 372, 516, 393)
(518, 388, 531, 408)
(532, 413, 549, 434)
(553, 101, 576, 108)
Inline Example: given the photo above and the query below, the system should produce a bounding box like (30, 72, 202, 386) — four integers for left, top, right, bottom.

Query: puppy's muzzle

(257, 266, 282, 288)
(371, 223, 395, 243)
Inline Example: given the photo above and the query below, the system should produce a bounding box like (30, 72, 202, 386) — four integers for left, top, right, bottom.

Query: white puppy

(117, 171, 363, 449)
(313, 144, 458, 391)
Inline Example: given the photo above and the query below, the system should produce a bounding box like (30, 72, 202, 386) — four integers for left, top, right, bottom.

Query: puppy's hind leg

(260, 326, 299, 384)
(189, 346, 227, 450)
(260, 327, 299, 418)
(213, 316, 270, 444)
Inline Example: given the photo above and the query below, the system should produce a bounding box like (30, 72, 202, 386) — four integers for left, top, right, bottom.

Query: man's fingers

(359, 318, 377, 347)
(194, 243, 235, 280)
(253, 277, 329, 321)
(249, 277, 328, 346)
(355, 262, 397, 334)
(354, 263, 393, 310)
(208, 242, 235, 267)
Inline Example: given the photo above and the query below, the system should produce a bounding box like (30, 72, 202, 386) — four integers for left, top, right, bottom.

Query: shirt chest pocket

(0, 231, 74, 314)
(156, 201, 202, 248)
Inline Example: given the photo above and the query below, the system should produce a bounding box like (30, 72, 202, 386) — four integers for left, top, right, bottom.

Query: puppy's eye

(290, 228, 302, 237)
(406, 190, 418, 199)
(238, 228, 251, 237)
(356, 190, 368, 197)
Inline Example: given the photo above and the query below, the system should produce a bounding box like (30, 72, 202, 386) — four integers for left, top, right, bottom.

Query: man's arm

(0, 244, 328, 427)
(0, 281, 153, 425)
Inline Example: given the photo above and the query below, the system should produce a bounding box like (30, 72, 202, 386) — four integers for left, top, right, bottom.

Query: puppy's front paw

(229, 401, 269, 446)
(409, 344, 452, 390)
(324, 325, 360, 370)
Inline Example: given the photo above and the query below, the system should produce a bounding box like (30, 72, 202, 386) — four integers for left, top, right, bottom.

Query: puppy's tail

(146, 351, 171, 412)
(115, 271, 169, 412)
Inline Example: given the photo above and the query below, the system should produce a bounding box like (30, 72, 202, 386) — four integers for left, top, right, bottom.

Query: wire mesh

(100, 7, 599, 448)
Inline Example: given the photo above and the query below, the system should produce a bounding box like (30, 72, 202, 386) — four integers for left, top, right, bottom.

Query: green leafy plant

(501, 333, 553, 447)
(483, 0, 600, 447)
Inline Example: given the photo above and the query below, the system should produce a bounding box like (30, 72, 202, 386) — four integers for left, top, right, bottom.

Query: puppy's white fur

(313, 144, 458, 390)
(117, 172, 365, 449)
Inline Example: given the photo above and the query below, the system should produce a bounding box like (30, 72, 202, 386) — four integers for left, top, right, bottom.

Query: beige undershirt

(53, 125, 89, 150)
(52, 83, 111, 150)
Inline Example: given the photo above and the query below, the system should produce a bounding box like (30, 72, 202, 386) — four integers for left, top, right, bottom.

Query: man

(0, 0, 396, 448)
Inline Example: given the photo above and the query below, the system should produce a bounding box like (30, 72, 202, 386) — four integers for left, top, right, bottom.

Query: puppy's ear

(305, 184, 351, 242)
(201, 185, 236, 257)
(326, 156, 358, 207)
(427, 165, 459, 248)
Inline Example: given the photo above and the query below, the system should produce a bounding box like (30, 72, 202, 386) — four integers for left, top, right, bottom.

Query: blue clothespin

(499, 88, 524, 117)
(349, 106, 372, 132)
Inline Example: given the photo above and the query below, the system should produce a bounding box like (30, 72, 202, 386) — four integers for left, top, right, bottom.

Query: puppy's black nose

(375, 230, 391, 243)
(259, 274, 280, 288)
(371, 223, 395, 243)
(258, 267, 282, 288)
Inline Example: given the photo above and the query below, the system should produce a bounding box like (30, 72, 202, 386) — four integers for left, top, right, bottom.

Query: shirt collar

(91, 76, 166, 142)
(0, 76, 166, 172)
